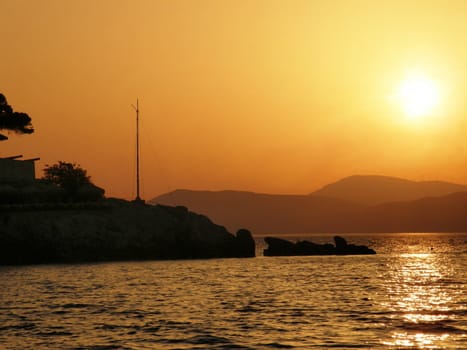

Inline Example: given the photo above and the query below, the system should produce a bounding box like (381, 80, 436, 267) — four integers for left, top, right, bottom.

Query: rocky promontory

(263, 236, 376, 256)
(0, 199, 255, 265)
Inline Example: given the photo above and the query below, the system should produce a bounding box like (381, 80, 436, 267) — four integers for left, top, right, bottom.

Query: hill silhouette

(151, 176, 467, 234)
(311, 175, 467, 205)
(358, 192, 467, 232)
(152, 190, 361, 233)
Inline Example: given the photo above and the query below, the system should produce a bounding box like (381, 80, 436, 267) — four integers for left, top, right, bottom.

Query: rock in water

(334, 235, 348, 250)
(235, 229, 255, 257)
(263, 236, 376, 256)
(334, 235, 376, 255)
(263, 237, 296, 256)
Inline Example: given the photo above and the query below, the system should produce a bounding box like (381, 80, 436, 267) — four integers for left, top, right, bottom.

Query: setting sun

(397, 73, 441, 120)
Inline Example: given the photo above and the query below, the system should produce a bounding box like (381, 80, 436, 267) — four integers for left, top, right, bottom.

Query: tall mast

(132, 99, 142, 202)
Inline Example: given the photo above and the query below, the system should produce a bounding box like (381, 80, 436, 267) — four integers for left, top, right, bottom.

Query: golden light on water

(387, 332, 451, 348)
(382, 253, 457, 348)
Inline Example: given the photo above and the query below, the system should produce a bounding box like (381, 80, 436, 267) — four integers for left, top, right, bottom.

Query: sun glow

(397, 73, 441, 120)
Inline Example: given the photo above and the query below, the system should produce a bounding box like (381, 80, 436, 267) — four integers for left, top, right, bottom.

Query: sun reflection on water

(382, 252, 459, 348)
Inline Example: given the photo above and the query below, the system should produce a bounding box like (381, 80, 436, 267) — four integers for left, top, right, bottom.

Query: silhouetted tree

(42, 161, 103, 201)
(0, 93, 34, 141)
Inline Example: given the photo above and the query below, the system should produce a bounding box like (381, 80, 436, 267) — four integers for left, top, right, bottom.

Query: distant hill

(151, 190, 361, 234)
(311, 175, 467, 205)
(151, 176, 467, 234)
(357, 192, 467, 232)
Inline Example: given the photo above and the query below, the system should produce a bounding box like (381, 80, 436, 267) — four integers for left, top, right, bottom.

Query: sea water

(0, 233, 466, 349)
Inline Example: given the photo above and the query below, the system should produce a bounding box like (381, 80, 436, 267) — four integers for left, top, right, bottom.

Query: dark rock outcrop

(0, 200, 256, 265)
(263, 236, 375, 256)
(332, 236, 376, 255)
(235, 229, 255, 258)
(263, 237, 296, 256)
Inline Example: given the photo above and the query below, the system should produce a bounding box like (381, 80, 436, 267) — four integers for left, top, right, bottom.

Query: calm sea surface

(1, 233, 466, 349)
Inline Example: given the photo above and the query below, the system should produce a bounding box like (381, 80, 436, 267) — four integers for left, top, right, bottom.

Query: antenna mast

(132, 99, 144, 203)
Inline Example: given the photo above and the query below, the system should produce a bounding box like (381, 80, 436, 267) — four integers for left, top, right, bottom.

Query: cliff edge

(0, 199, 255, 265)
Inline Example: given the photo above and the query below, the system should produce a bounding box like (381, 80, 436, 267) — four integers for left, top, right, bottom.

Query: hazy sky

(2, 0, 467, 199)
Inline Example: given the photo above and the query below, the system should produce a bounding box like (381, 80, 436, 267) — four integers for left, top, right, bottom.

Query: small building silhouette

(0, 155, 39, 183)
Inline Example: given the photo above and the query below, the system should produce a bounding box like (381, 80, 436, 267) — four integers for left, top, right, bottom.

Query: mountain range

(150, 175, 467, 234)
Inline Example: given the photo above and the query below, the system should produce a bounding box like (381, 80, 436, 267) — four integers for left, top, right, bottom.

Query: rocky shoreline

(0, 199, 255, 265)
(0, 197, 380, 264)
(263, 236, 376, 256)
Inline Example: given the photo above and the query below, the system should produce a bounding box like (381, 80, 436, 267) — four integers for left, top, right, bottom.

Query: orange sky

(2, 0, 467, 199)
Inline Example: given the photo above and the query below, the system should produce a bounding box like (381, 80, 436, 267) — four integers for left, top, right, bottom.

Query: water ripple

(0, 233, 465, 349)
